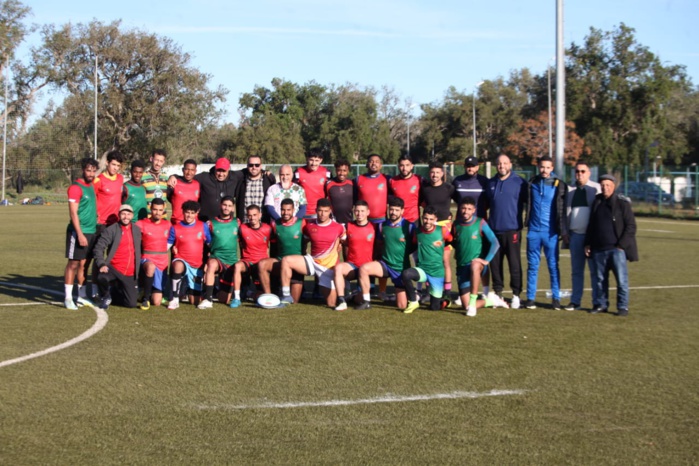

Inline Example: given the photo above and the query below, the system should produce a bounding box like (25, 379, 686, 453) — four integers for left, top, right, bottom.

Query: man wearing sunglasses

(564, 160, 601, 311)
(233, 155, 276, 223)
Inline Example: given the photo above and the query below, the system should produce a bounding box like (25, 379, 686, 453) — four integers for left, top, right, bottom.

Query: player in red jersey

(228, 204, 272, 308)
(332, 200, 376, 311)
(325, 159, 354, 225)
(388, 155, 422, 224)
(355, 154, 390, 223)
(294, 148, 331, 219)
(136, 198, 171, 309)
(167, 159, 201, 224)
(166, 200, 211, 309)
(94, 150, 125, 227)
(279, 199, 345, 306)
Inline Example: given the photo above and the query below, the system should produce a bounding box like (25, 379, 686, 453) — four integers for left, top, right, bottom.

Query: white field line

(0, 301, 55, 307)
(496, 284, 699, 296)
(195, 389, 528, 410)
(0, 282, 109, 369)
(637, 219, 699, 227)
(639, 229, 674, 233)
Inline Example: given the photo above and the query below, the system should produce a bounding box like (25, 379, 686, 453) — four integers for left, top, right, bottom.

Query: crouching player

(229, 205, 272, 308)
(333, 200, 375, 311)
(279, 199, 345, 306)
(198, 196, 240, 309)
(400, 206, 452, 314)
(452, 197, 507, 317)
(136, 198, 170, 309)
(167, 201, 211, 309)
(258, 199, 306, 303)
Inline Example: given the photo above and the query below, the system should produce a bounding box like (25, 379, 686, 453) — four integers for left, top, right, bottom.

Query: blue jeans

(526, 230, 560, 300)
(569, 232, 598, 306)
(592, 249, 629, 311)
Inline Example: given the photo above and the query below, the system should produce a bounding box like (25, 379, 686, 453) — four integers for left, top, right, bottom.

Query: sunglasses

(575, 170, 587, 173)
(248, 163, 261, 168)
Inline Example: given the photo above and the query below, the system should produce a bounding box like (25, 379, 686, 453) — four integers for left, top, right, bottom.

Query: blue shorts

(140, 259, 168, 293)
(379, 261, 404, 289)
(172, 259, 204, 293)
(415, 267, 445, 298)
(456, 263, 488, 291)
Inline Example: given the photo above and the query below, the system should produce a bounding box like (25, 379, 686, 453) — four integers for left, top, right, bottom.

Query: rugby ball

(257, 293, 283, 309)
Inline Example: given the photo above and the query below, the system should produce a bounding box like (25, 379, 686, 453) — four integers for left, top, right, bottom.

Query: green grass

(1, 205, 698, 464)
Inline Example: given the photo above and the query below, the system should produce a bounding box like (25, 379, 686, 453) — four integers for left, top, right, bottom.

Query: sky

(20, 0, 699, 124)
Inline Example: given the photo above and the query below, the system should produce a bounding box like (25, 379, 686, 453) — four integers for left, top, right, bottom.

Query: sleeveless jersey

(67, 179, 97, 234)
(378, 219, 415, 271)
(272, 218, 304, 259)
(208, 217, 240, 265)
(137, 218, 171, 270)
(294, 166, 330, 215)
(94, 172, 124, 225)
(240, 223, 272, 264)
(389, 174, 422, 223)
(123, 182, 148, 222)
(356, 173, 389, 221)
(303, 220, 345, 268)
(451, 217, 486, 266)
(345, 222, 376, 267)
(325, 178, 354, 224)
(168, 178, 201, 223)
(416, 226, 451, 278)
(168, 221, 210, 268)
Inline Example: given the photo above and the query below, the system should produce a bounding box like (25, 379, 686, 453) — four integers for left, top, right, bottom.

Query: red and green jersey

(355, 173, 390, 221)
(295, 166, 331, 215)
(388, 174, 422, 223)
(167, 178, 200, 224)
(168, 220, 211, 269)
(67, 179, 97, 234)
(272, 218, 305, 259)
(345, 221, 376, 267)
(94, 172, 124, 225)
(415, 225, 452, 278)
(240, 223, 272, 264)
(123, 181, 148, 222)
(137, 218, 171, 270)
(208, 217, 240, 265)
(378, 218, 415, 271)
(303, 220, 345, 268)
(451, 217, 499, 266)
(110, 224, 136, 277)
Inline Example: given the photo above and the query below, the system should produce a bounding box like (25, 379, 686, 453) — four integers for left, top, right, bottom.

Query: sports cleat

(552, 299, 562, 310)
(167, 297, 180, 310)
(280, 296, 295, 305)
(524, 299, 536, 309)
(98, 296, 111, 311)
(229, 298, 241, 308)
(197, 299, 213, 310)
(466, 305, 477, 317)
(354, 301, 372, 311)
(491, 294, 510, 309)
(139, 299, 151, 311)
(440, 298, 451, 310)
(511, 295, 521, 309)
(454, 296, 462, 306)
(404, 301, 420, 314)
(64, 299, 78, 310)
(564, 302, 581, 311)
(76, 296, 94, 308)
(334, 301, 348, 311)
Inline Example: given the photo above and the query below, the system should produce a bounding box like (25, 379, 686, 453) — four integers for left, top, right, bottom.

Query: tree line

(1, 0, 697, 185)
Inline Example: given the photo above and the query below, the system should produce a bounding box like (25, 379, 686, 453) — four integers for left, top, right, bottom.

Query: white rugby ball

(257, 293, 282, 309)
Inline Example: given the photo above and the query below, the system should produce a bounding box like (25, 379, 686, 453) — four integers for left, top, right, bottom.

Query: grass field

(1, 205, 698, 464)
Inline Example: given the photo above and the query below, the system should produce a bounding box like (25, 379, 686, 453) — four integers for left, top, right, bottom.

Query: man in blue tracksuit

(524, 155, 568, 310)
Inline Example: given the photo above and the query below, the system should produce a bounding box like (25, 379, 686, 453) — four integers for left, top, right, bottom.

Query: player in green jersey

(198, 196, 240, 309)
(451, 197, 508, 317)
(122, 159, 148, 222)
(258, 198, 306, 303)
(401, 206, 453, 313)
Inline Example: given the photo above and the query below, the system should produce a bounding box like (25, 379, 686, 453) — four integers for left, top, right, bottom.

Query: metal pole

(472, 91, 477, 159)
(2, 69, 8, 203)
(555, 0, 565, 176)
(407, 117, 411, 158)
(547, 64, 553, 159)
(94, 54, 98, 160)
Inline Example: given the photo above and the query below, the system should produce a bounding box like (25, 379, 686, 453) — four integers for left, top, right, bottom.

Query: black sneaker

(354, 301, 372, 311)
(551, 299, 561, 310)
(589, 306, 607, 314)
(616, 309, 629, 317)
(564, 302, 581, 311)
(524, 299, 537, 309)
(98, 295, 112, 311)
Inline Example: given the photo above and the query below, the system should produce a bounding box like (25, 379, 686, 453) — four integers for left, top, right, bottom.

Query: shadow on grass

(0, 274, 64, 302)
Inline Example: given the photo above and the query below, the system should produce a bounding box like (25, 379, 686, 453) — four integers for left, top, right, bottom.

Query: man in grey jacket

(564, 161, 601, 310)
(93, 204, 142, 310)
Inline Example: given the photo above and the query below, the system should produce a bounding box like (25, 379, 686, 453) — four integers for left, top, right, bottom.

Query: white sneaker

(334, 301, 348, 311)
(511, 295, 520, 309)
(491, 294, 510, 309)
(167, 297, 180, 310)
(454, 296, 462, 306)
(466, 306, 477, 317)
(197, 299, 213, 310)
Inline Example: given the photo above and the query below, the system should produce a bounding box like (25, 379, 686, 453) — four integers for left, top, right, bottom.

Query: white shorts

(303, 255, 335, 289)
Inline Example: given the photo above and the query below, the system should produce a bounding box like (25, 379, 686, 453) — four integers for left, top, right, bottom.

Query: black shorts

(65, 228, 97, 261)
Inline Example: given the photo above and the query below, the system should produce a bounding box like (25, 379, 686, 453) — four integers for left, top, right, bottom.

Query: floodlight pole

(555, 0, 565, 176)
(2, 68, 8, 203)
(472, 81, 484, 159)
(94, 54, 98, 160)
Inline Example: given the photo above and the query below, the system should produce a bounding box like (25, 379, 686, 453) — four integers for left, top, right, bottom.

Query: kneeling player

(452, 197, 507, 317)
(401, 206, 452, 314)
(229, 205, 272, 308)
(137, 198, 170, 309)
(279, 199, 345, 306)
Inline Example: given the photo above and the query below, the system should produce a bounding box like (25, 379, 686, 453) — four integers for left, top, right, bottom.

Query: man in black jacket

(233, 155, 276, 223)
(93, 204, 142, 310)
(585, 174, 638, 316)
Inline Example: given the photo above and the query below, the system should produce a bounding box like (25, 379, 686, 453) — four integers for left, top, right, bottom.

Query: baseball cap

(215, 158, 231, 171)
(464, 156, 479, 167)
(119, 204, 134, 213)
